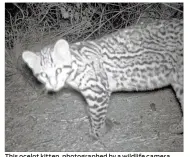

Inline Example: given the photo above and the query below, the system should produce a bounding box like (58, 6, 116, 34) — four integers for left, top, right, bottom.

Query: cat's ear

(53, 39, 71, 65)
(22, 51, 40, 69)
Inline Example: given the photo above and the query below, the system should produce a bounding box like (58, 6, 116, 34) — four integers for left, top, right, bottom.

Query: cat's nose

(49, 78, 57, 88)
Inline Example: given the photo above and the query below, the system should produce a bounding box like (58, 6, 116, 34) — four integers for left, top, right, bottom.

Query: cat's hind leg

(170, 68, 183, 134)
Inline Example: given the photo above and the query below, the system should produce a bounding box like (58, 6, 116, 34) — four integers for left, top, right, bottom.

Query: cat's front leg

(81, 86, 111, 139)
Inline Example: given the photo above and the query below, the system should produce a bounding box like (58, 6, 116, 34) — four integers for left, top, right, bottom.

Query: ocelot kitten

(22, 19, 183, 139)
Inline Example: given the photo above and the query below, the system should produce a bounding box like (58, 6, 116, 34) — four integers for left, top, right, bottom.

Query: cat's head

(22, 39, 72, 92)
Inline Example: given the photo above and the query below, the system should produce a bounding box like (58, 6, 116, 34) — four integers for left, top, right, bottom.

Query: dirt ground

(5, 75, 183, 152)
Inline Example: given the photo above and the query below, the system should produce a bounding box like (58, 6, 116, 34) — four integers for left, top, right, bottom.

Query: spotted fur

(22, 19, 183, 139)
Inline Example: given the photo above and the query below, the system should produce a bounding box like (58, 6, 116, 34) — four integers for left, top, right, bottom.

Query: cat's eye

(40, 72, 47, 78)
(56, 68, 62, 75)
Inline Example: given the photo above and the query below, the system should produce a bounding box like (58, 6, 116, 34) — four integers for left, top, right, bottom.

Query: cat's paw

(89, 128, 100, 141)
(169, 118, 183, 134)
(90, 118, 114, 140)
